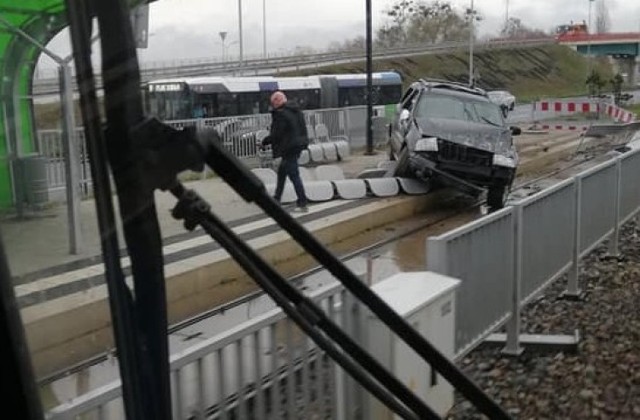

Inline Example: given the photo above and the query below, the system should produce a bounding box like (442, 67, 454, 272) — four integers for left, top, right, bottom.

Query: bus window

(193, 94, 218, 118)
(380, 85, 402, 105)
(218, 93, 239, 116)
(148, 90, 190, 120)
(237, 92, 262, 115)
(339, 86, 385, 107)
(283, 89, 321, 110)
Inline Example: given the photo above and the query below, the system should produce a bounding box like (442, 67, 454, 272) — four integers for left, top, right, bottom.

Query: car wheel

(487, 185, 508, 212)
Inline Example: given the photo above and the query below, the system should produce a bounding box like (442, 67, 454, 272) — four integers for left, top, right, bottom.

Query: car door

(390, 87, 420, 157)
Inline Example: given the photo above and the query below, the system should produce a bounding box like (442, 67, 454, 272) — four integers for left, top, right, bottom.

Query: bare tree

(409, 1, 470, 43)
(377, 0, 415, 46)
(595, 0, 611, 34)
(377, 0, 470, 47)
(343, 36, 366, 51)
(500, 17, 548, 39)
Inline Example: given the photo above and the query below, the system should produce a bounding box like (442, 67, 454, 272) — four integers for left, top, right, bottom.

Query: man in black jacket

(262, 91, 309, 212)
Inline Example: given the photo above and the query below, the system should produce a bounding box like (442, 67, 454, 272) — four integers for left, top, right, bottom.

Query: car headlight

(414, 137, 439, 152)
(493, 154, 517, 168)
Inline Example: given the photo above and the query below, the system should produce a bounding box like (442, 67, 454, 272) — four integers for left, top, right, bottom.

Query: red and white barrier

(538, 124, 589, 131)
(603, 104, 636, 123)
(536, 101, 599, 113)
(534, 99, 636, 124)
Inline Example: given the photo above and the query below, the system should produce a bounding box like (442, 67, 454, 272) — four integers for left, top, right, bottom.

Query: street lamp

(505, 0, 510, 28)
(219, 31, 227, 60)
(238, 0, 244, 64)
(587, 0, 594, 76)
(262, 0, 267, 58)
(468, 0, 476, 87)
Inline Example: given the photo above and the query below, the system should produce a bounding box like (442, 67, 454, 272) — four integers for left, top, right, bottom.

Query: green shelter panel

(0, 0, 151, 207)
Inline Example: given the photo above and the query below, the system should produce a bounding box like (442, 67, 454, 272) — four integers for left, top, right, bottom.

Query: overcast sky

(37, 0, 640, 70)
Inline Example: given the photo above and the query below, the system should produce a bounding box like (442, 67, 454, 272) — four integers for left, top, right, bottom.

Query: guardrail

(427, 144, 640, 359)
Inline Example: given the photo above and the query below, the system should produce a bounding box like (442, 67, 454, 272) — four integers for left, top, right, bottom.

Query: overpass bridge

(557, 32, 640, 83)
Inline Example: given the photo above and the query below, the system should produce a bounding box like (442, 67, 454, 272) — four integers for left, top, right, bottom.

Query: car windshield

(415, 93, 504, 126)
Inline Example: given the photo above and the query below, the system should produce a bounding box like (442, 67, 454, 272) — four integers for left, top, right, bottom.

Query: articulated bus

(144, 72, 404, 121)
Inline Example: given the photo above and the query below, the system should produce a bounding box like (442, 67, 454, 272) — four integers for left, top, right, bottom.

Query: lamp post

(587, 0, 594, 76)
(505, 0, 510, 28)
(365, 0, 374, 155)
(262, 0, 267, 58)
(469, 0, 475, 87)
(238, 0, 244, 64)
(219, 31, 227, 61)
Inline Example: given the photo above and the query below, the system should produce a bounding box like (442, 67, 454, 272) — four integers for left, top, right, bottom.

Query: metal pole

(503, 205, 523, 356)
(469, 0, 475, 87)
(238, 0, 244, 64)
(505, 0, 509, 26)
(59, 63, 83, 254)
(567, 178, 583, 297)
(365, 0, 374, 155)
(608, 157, 622, 257)
(262, 0, 267, 58)
(587, 0, 593, 76)
(219, 31, 227, 62)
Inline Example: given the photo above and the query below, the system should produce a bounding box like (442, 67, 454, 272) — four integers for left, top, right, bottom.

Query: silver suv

(389, 79, 521, 210)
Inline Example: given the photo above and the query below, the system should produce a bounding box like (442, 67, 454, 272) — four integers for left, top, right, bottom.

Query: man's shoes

(292, 205, 309, 213)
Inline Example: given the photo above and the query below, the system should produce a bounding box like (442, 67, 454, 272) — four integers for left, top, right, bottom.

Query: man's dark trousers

(274, 152, 307, 207)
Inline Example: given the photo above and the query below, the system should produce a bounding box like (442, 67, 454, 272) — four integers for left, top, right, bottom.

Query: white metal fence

(35, 107, 365, 201)
(46, 282, 350, 420)
(427, 146, 640, 359)
(37, 129, 92, 200)
(427, 208, 515, 358)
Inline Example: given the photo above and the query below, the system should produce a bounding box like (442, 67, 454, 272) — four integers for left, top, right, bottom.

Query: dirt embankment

(287, 44, 613, 103)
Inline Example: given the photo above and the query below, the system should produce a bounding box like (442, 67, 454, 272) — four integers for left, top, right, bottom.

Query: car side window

(400, 88, 419, 111)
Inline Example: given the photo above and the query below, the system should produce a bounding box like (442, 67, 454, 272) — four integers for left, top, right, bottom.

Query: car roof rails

(418, 78, 487, 97)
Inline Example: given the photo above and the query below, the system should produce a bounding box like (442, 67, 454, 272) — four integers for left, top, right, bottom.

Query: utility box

(17, 154, 49, 206)
(366, 272, 459, 419)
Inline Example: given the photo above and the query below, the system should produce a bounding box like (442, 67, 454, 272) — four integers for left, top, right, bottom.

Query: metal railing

(35, 106, 359, 201)
(427, 208, 515, 358)
(46, 282, 348, 420)
(427, 144, 640, 359)
(519, 179, 576, 303)
(37, 128, 92, 199)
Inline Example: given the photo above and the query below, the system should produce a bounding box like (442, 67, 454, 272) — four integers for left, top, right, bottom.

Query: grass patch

(624, 103, 640, 115)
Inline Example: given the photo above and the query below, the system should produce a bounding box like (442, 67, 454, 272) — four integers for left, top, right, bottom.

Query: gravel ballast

(448, 220, 640, 419)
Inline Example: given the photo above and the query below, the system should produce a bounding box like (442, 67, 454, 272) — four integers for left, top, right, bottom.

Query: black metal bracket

(129, 117, 206, 191)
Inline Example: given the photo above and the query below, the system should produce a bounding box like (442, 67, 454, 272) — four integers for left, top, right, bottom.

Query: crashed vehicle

(389, 79, 521, 210)
(486, 90, 516, 117)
